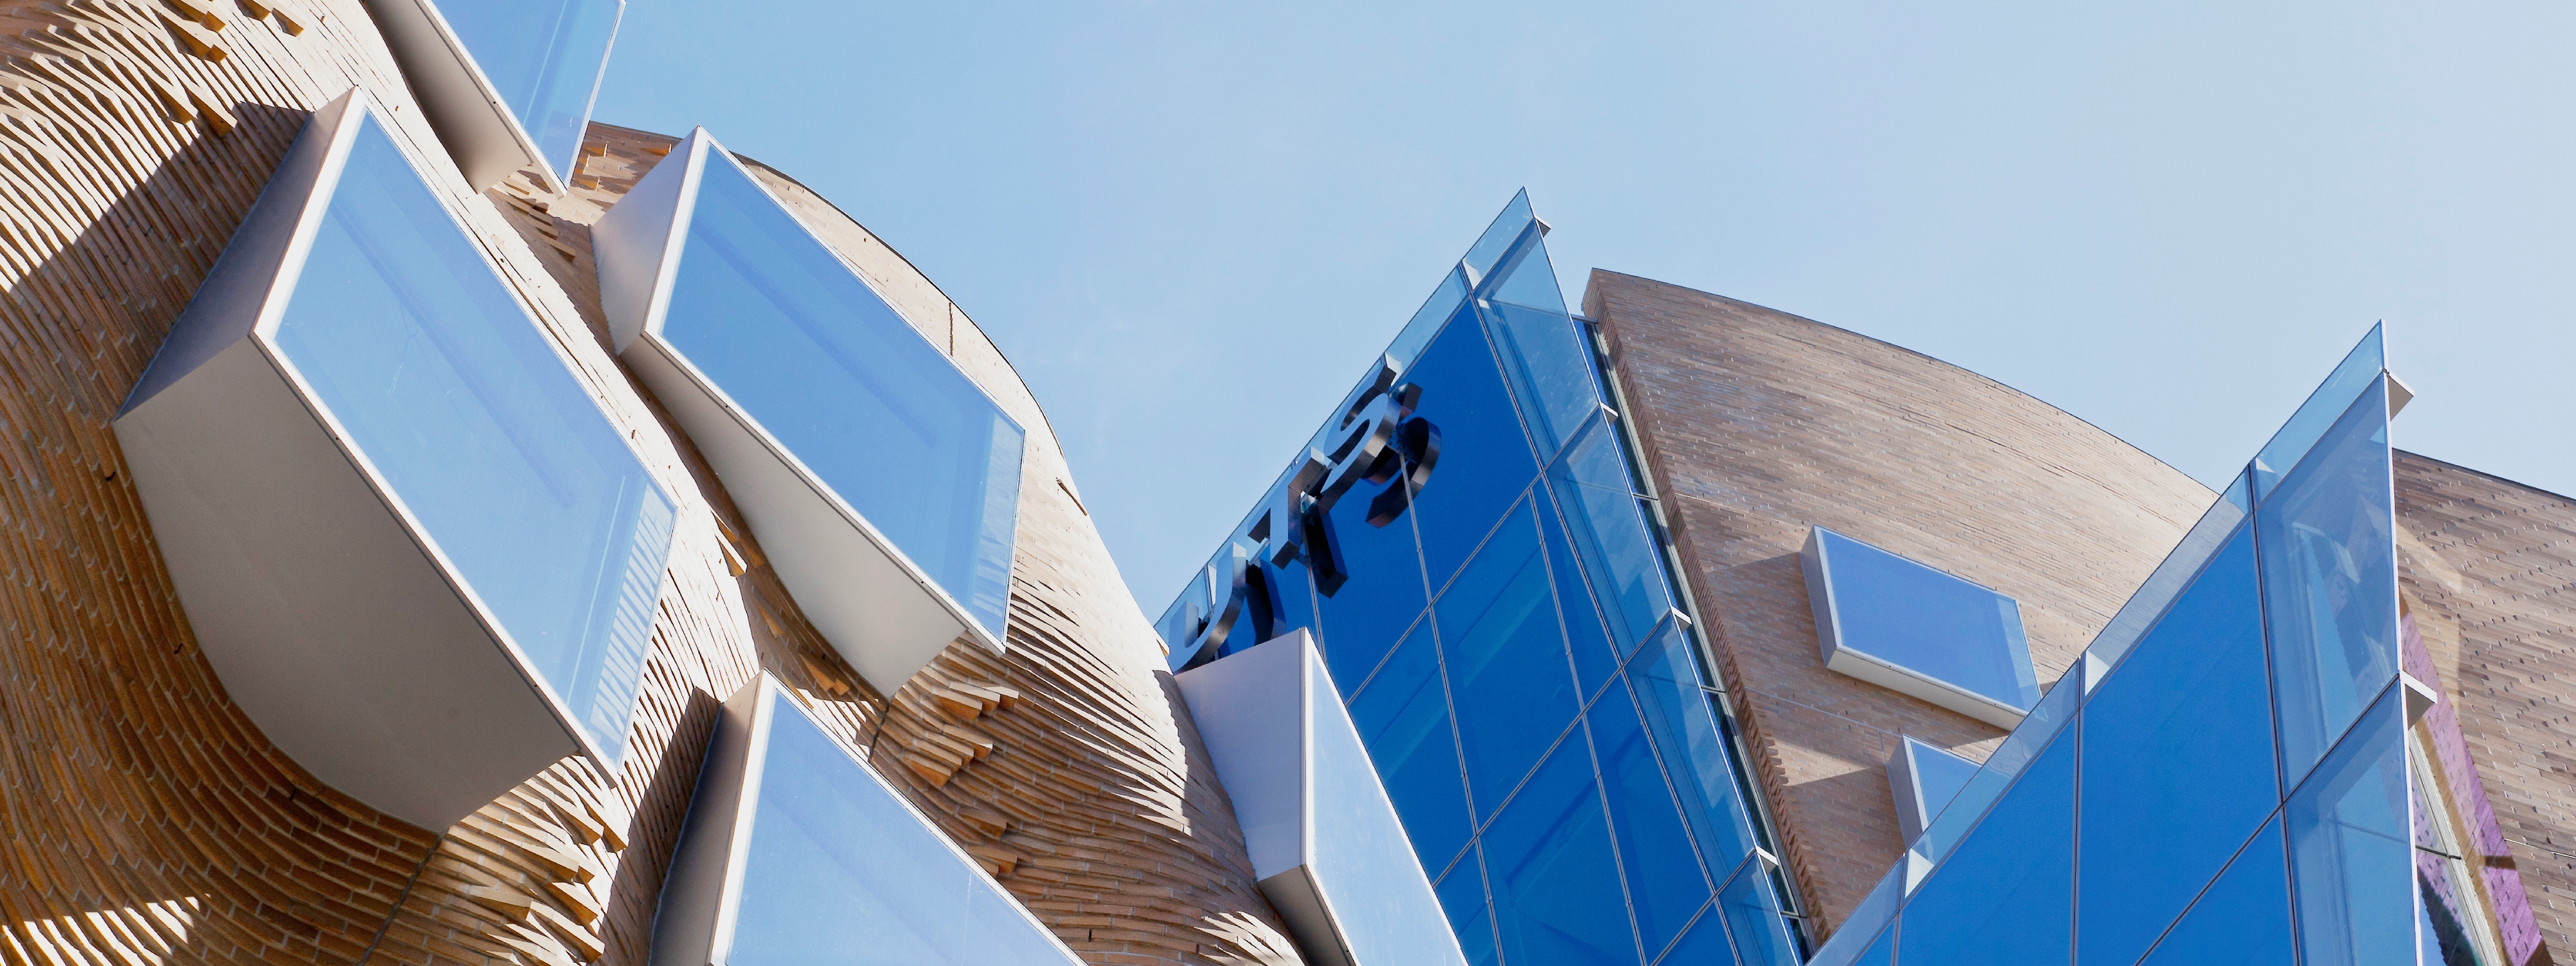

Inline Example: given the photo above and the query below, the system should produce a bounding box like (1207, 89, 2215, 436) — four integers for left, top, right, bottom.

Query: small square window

(1887, 735, 1980, 843)
(1803, 526, 2038, 726)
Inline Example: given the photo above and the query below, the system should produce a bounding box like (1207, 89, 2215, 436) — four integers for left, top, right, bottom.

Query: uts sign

(1175, 357, 1440, 668)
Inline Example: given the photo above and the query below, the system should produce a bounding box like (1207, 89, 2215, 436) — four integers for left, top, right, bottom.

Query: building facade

(0, 3, 2571, 966)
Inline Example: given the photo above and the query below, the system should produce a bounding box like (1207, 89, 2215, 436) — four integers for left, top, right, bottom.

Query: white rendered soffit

(591, 131, 1009, 689)
(113, 87, 632, 827)
(358, 0, 570, 192)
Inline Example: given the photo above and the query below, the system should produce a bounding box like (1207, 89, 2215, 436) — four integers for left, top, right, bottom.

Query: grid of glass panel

(726, 688, 1081, 965)
(436, 0, 625, 180)
(1811, 328, 2450, 966)
(657, 147, 1024, 641)
(269, 112, 674, 759)
(1159, 194, 1795, 966)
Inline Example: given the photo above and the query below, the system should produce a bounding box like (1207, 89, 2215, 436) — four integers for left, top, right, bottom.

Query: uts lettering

(1177, 357, 1441, 667)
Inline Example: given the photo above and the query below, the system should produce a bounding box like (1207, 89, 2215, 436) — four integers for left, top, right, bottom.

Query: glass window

(1314, 464, 1432, 671)
(1651, 904, 1728, 966)
(1897, 723, 2075, 966)
(1481, 301, 1599, 464)
(2076, 526, 2278, 966)
(1437, 499, 1582, 823)
(271, 115, 672, 757)
(1387, 269, 1471, 374)
(1589, 685, 1711, 957)
(1548, 415, 1676, 653)
(1349, 626, 1473, 876)
(1717, 853, 1801, 966)
(2135, 818, 2297, 966)
(2084, 478, 2249, 672)
(1462, 190, 1536, 286)
(1629, 625, 1763, 875)
(727, 696, 1080, 965)
(1890, 736, 1978, 842)
(2286, 688, 2412, 966)
(1539, 489, 1622, 699)
(1806, 526, 2039, 715)
(435, 0, 622, 179)
(2260, 378, 2397, 784)
(1915, 674, 2076, 863)
(1406, 302, 1545, 592)
(1437, 851, 1500, 966)
(2251, 325, 2383, 500)
(659, 151, 1023, 641)
(1483, 737, 1639, 966)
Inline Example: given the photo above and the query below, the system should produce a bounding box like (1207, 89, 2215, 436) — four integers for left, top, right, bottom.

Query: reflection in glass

(1589, 685, 1710, 957)
(2287, 688, 2414, 966)
(2135, 819, 2297, 966)
(1918, 674, 2077, 863)
(1482, 739, 1636, 966)
(1630, 626, 1763, 875)
(1890, 737, 1978, 842)
(272, 116, 670, 757)
(1349, 627, 1472, 876)
(1654, 904, 1730, 966)
(1437, 500, 1580, 822)
(1462, 191, 1535, 285)
(1436, 853, 1500, 966)
(1482, 301, 1600, 462)
(728, 699, 1078, 965)
(1548, 416, 1675, 652)
(2076, 526, 2278, 966)
(436, 0, 622, 179)
(1718, 853, 1801, 966)
(1808, 527, 2038, 713)
(1539, 492, 1622, 699)
(2261, 379, 2396, 784)
(661, 153, 1023, 640)
(1406, 305, 1544, 592)
(1898, 724, 2074, 966)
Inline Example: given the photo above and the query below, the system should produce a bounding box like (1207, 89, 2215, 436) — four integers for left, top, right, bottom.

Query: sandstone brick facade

(2396, 451, 2576, 964)
(1582, 270, 2214, 940)
(0, 5, 1294, 965)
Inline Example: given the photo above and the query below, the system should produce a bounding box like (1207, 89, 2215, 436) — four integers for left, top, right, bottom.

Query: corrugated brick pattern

(1582, 270, 2213, 938)
(0, 6, 1293, 966)
(2396, 450, 2576, 964)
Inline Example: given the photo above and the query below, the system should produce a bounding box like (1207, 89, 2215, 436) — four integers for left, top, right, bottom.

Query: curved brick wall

(1582, 270, 2215, 937)
(0, 4, 1294, 965)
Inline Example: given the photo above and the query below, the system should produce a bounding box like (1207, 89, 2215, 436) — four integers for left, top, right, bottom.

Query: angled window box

(653, 674, 1083, 966)
(1803, 526, 2038, 727)
(360, 0, 623, 191)
(113, 88, 676, 829)
(1886, 735, 1979, 843)
(591, 129, 1021, 691)
(1175, 630, 1470, 966)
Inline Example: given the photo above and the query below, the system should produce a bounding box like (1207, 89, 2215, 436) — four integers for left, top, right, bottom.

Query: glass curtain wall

(1809, 327, 2534, 966)
(1158, 194, 1794, 966)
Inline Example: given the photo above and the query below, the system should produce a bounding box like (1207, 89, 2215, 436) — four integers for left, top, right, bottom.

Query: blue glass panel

(1917, 672, 2078, 862)
(1717, 855, 1800, 966)
(661, 153, 1023, 639)
(1897, 723, 2074, 966)
(1812, 528, 2038, 711)
(2251, 325, 2384, 500)
(2085, 482, 2249, 671)
(2260, 378, 2396, 784)
(1314, 463, 1431, 668)
(2287, 688, 2412, 966)
(1482, 228, 1568, 314)
(1539, 488, 1621, 699)
(1548, 415, 1676, 652)
(1652, 904, 1729, 966)
(1407, 302, 1544, 592)
(1852, 927, 1893, 966)
(2137, 818, 2297, 966)
(729, 698, 1078, 965)
(272, 116, 671, 757)
(1308, 654, 1469, 966)
(1629, 625, 1763, 875)
(2076, 526, 2277, 966)
(1437, 851, 1500, 966)
(436, 0, 622, 179)
(1462, 191, 1535, 286)
(1437, 500, 1582, 822)
(1482, 301, 1600, 463)
(1387, 268, 1471, 373)
(1349, 626, 1472, 875)
(1589, 685, 1710, 957)
(1264, 554, 1320, 655)
(1483, 737, 1639, 966)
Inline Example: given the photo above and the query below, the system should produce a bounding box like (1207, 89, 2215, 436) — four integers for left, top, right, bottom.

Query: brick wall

(1582, 270, 2212, 938)
(2396, 450, 2576, 963)
(0, 5, 1296, 965)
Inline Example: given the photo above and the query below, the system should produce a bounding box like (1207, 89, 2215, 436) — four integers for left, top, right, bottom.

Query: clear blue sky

(594, 0, 2573, 615)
